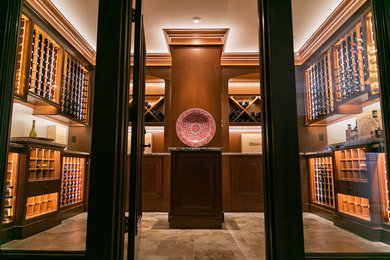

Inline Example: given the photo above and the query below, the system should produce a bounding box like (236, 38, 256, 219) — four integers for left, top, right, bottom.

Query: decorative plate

(176, 108, 216, 147)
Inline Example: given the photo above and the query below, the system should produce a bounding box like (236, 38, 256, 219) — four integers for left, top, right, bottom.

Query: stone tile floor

(2, 212, 390, 259)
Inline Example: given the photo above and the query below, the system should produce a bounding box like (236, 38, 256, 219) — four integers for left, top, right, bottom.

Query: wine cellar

(301, 5, 390, 244)
(3, 0, 390, 255)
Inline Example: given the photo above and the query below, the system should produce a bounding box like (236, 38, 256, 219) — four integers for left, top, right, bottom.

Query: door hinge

(131, 8, 136, 23)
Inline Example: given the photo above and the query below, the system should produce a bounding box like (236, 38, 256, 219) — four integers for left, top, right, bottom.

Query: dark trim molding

(0, 0, 21, 245)
(306, 253, 390, 260)
(372, 0, 390, 211)
(86, 0, 132, 259)
(258, 0, 305, 259)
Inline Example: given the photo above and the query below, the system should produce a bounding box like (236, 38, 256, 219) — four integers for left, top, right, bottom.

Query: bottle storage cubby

(61, 52, 89, 122)
(60, 156, 85, 207)
(228, 96, 261, 123)
(335, 148, 367, 182)
(337, 193, 370, 221)
(309, 156, 335, 208)
(25, 192, 58, 220)
(3, 153, 19, 224)
(305, 51, 334, 121)
(14, 14, 30, 98)
(28, 24, 62, 103)
(29, 148, 60, 181)
(144, 96, 165, 123)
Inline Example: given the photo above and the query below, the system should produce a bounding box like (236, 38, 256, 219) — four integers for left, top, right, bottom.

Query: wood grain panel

(229, 155, 263, 211)
(170, 151, 222, 228)
(169, 46, 223, 148)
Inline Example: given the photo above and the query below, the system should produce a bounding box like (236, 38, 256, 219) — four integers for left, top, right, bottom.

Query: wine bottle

(29, 120, 37, 138)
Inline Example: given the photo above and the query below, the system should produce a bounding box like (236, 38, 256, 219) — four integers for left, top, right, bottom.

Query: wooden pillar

(164, 29, 229, 148)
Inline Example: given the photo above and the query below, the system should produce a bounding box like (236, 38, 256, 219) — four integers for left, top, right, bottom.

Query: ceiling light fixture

(192, 17, 202, 24)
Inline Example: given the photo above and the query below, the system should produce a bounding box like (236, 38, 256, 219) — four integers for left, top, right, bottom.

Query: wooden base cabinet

(222, 153, 263, 212)
(307, 140, 390, 243)
(142, 154, 170, 211)
(1, 139, 89, 244)
(169, 148, 223, 228)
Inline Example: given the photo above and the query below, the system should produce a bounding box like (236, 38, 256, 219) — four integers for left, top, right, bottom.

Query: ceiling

(49, 0, 343, 53)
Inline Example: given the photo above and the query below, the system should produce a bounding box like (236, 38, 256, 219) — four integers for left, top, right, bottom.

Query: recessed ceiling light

(192, 17, 202, 24)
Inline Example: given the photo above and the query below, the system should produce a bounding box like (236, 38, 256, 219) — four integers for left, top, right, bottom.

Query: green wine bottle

(29, 120, 37, 138)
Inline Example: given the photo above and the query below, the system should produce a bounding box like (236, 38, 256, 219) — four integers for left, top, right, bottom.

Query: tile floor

(2, 212, 390, 259)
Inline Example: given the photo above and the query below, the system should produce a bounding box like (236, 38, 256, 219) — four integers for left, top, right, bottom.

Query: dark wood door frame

(258, 0, 305, 259)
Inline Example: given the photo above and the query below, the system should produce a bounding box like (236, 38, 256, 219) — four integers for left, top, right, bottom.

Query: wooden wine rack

(365, 12, 379, 96)
(304, 11, 380, 126)
(61, 52, 89, 122)
(25, 192, 58, 220)
(14, 15, 30, 98)
(60, 156, 85, 207)
(144, 96, 164, 123)
(3, 153, 19, 224)
(333, 22, 366, 103)
(337, 193, 370, 221)
(309, 156, 335, 208)
(29, 148, 60, 181)
(28, 24, 62, 103)
(335, 148, 367, 182)
(305, 51, 334, 122)
(228, 96, 261, 124)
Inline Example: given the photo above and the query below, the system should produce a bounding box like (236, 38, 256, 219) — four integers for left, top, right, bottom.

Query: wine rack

(333, 21, 367, 103)
(60, 156, 85, 207)
(61, 52, 89, 122)
(3, 153, 19, 224)
(14, 15, 31, 97)
(365, 12, 379, 96)
(310, 156, 335, 208)
(305, 51, 334, 121)
(29, 148, 60, 181)
(25, 192, 58, 220)
(337, 193, 370, 221)
(28, 24, 61, 103)
(335, 148, 367, 182)
(144, 97, 164, 123)
(229, 96, 261, 123)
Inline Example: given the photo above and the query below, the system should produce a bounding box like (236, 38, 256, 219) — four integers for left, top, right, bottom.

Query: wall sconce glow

(192, 17, 202, 24)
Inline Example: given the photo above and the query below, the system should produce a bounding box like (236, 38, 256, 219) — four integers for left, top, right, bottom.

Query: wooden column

(164, 29, 228, 148)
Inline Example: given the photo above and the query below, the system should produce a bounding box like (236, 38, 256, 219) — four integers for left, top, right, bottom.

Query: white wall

(326, 102, 381, 145)
(11, 103, 69, 141)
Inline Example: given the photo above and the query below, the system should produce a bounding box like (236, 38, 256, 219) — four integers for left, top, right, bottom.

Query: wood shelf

(306, 92, 379, 126)
(309, 156, 335, 208)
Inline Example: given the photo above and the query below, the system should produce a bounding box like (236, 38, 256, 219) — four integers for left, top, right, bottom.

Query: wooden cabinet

(169, 148, 223, 228)
(0, 139, 89, 244)
(6, 138, 66, 239)
(223, 153, 263, 212)
(142, 154, 170, 211)
(306, 141, 390, 242)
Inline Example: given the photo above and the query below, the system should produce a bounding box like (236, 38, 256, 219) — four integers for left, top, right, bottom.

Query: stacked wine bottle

(28, 25, 60, 103)
(334, 23, 367, 103)
(61, 52, 89, 122)
(145, 101, 164, 122)
(306, 51, 333, 121)
(229, 100, 261, 123)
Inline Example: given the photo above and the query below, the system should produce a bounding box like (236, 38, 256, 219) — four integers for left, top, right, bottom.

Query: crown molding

(137, 52, 259, 67)
(25, 0, 96, 65)
(294, 0, 367, 66)
(163, 28, 230, 52)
